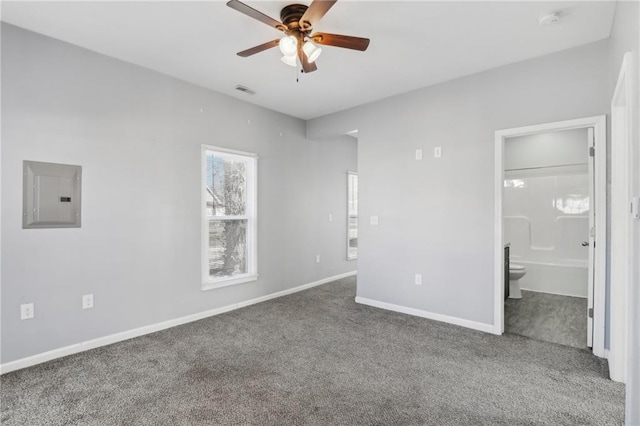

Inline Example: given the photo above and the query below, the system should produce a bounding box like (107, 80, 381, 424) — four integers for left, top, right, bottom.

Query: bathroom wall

(504, 128, 591, 170)
(504, 128, 589, 297)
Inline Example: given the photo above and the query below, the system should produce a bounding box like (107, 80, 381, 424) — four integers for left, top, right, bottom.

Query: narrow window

(347, 171, 358, 260)
(202, 146, 257, 289)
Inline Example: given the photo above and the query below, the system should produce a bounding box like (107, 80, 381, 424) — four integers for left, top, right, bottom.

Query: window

(202, 145, 257, 289)
(347, 171, 358, 260)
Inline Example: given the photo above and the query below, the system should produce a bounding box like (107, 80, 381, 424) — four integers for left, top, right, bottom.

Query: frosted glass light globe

(302, 41, 322, 63)
(279, 36, 298, 56)
(281, 55, 298, 67)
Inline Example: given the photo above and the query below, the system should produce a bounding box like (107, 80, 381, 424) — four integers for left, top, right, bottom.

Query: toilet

(508, 263, 526, 299)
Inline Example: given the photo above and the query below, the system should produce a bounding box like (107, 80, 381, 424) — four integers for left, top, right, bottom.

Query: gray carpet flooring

(505, 290, 588, 349)
(1, 277, 624, 425)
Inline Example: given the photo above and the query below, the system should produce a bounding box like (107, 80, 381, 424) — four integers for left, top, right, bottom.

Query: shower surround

(504, 165, 589, 298)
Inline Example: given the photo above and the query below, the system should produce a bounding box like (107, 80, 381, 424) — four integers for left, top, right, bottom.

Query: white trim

(609, 53, 633, 384)
(494, 130, 504, 334)
(201, 274, 259, 291)
(355, 297, 495, 334)
(0, 271, 356, 375)
(587, 127, 595, 349)
(494, 115, 607, 359)
(236, 271, 356, 308)
(520, 287, 588, 299)
(201, 144, 259, 159)
(346, 171, 358, 261)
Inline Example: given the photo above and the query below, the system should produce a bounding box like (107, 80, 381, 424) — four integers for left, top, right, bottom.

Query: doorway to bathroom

(494, 116, 606, 357)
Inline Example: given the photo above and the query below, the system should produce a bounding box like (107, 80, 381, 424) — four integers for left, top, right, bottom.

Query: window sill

(202, 274, 259, 291)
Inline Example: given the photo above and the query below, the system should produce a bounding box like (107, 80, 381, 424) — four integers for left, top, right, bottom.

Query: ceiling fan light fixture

(227, 0, 371, 74)
(279, 35, 298, 56)
(281, 54, 298, 67)
(302, 41, 322, 63)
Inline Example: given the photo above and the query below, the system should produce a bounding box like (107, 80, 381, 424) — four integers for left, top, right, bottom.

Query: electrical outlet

(328, 213, 333, 222)
(370, 216, 379, 225)
(316, 255, 321, 263)
(20, 303, 34, 320)
(415, 149, 423, 160)
(434, 147, 442, 158)
(82, 294, 94, 310)
(415, 274, 423, 285)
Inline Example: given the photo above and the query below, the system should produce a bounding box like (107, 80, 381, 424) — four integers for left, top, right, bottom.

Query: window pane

(208, 219, 247, 278)
(206, 153, 247, 216)
(348, 174, 358, 216)
(348, 216, 358, 258)
(347, 172, 358, 259)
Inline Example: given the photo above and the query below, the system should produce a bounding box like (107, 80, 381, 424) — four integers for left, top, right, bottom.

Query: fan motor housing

(280, 4, 308, 29)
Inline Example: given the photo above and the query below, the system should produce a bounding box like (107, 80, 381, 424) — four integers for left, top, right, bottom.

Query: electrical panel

(23, 161, 82, 229)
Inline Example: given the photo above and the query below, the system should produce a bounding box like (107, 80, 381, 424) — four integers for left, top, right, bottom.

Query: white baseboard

(235, 271, 356, 309)
(0, 271, 357, 375)
(355, 296, 495, 334)
(520, 287, 587, 299)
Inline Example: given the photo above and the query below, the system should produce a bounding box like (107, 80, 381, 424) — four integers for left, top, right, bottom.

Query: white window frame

(347, 171, 358, 260)
(201, 145, 258, 290)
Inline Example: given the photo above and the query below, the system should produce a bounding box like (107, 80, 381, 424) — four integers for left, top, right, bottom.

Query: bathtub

(511, 259, 588, 298)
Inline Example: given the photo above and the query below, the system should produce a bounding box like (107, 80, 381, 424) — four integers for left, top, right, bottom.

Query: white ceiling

(2, 1, 616, 120)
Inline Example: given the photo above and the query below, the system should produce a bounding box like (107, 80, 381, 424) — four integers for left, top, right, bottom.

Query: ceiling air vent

(235, 85, 256, 95)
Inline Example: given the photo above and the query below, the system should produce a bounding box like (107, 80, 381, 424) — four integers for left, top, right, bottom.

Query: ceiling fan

(226, 0, 370, 73)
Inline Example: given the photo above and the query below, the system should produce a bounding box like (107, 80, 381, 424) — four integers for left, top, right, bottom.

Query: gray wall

(608, 1, 640, 423)
(308, 40, 609, 326)
(0, 24, 357, 364)
(505, 128, 588, 171)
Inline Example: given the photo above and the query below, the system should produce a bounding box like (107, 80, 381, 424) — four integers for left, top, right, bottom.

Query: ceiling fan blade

(298, 49, 318, 73)
(299, 0, 337, 29)
(237, 39, 280, 57)
(311, 32, 370, 51)
(226, 0, 286, 31)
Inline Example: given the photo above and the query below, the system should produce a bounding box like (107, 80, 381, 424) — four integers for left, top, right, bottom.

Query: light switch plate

(415, 149, 423, 160)
(82, 294, 94, 309)
(20, 303, 34, 320)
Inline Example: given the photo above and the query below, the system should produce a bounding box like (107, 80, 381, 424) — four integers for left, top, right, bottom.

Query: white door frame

(609, 52, 634, 384)
(587, 127, 596, 349)
(493, 115, 607, 359)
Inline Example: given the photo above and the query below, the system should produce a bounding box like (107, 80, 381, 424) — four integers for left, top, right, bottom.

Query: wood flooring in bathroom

(504, 290, 588, 349)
